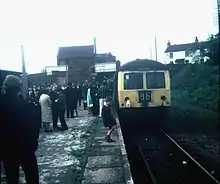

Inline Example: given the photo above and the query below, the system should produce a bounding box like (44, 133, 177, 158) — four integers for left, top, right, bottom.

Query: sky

(0, 0, 218, 74)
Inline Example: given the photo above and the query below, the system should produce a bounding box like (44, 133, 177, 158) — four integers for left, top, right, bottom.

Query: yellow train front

(113, 59, 171, 125)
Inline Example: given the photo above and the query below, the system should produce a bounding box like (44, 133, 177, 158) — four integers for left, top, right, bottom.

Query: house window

(185, 51, 189, 57)
(169, 52, 173, 59)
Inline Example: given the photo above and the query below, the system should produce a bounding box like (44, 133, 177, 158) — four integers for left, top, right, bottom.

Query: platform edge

(116, 117, 134, 184)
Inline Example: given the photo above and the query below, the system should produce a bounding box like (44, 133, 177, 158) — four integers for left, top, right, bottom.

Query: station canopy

(45, 65, 68, 75)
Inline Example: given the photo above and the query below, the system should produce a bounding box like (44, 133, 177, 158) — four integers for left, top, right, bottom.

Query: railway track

(137, 128, 220, 184)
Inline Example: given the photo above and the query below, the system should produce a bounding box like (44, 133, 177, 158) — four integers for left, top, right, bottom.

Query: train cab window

(124, 73, 143, 89)
(146, 72, 165, 89)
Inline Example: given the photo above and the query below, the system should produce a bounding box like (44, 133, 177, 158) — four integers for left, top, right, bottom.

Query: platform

(82, 118, 134, 184)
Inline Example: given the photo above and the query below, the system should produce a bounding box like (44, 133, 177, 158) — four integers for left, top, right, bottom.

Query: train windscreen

(146, 72, 165, 89)
(124, 73, 143, 89)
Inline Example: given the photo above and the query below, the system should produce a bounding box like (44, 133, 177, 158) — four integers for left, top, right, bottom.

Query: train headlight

(124, 96, 131, 107)
(161, 95, 166, 101)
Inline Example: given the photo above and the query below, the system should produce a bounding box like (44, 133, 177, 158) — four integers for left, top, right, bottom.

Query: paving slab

(86, 155, 122, 168)
(88, 146, 121, 156)
(82, 167, 125, 184)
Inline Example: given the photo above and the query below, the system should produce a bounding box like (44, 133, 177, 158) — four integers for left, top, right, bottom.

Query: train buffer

(82, 118, 134, 184)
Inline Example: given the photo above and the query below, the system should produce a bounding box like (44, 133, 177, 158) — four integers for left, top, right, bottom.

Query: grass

(170, 63, 219, 113)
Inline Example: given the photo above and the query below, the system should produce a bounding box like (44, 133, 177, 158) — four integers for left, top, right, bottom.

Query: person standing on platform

(91, 82, 99, 116)
(0, 75, 40, 183)
(49, 86, 59, 130)
(65, 82, 75, 118)
(72, 83, 78, 117)
(77, 84, 82, 107)
(39, 89, 53, 132)
(87, 84, 93, 114)
(82, 81, 88, 109)
(102, 97, 116, 142)
(97, 80, 108, 117)
(57, 89, 68, 131)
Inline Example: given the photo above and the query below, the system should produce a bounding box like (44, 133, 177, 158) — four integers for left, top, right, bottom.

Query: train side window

(124, 73, 143, 89)
(146, 72, 165, 89)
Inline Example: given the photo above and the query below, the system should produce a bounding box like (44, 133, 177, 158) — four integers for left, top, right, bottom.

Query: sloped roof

(57, 45, 94, 60)
(165, 41, 210, 53)
(119, 59, 167, 71)
(95, 53, 116, 63)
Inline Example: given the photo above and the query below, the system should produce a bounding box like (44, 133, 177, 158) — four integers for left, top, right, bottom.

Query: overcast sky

(0, 0, 218, 74)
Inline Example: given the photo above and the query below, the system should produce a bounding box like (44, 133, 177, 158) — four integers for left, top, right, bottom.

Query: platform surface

(82, 119, 134, 184)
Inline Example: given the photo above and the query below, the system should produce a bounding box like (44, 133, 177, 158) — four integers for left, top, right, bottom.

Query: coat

(39, 94, 53, 123)
(58, 93, 66, 110)
(0, 92, 40, 154)
(87, 88, 93, 108)
(101, 105, 116, 127)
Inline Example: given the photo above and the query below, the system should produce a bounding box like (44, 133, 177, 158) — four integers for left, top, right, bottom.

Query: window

(146, 72, 165, 89)
(185, 51, 189, 57)
(124, 73, 143, 89)
(169, 52, 173, 59)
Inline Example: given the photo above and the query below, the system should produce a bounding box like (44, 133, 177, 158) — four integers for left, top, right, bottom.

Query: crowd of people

(0, 75, 116, 183)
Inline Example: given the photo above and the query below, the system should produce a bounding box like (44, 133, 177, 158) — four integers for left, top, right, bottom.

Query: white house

(164, 37, 210, 64)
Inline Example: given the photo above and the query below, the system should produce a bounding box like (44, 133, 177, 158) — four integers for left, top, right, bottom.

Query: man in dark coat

(90, 83, 99, 116)
(72, 83, 78, 117)
(65, 82, 74, 118)
(57, 89, 68, 130)
(77, 84, 82, 107)
(49, 86, 59, 130)
(0, 75, 39, 184)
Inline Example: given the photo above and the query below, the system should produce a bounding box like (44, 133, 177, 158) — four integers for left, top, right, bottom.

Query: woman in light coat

(39, 89, 53, 132)
(87, 85, 93, 114)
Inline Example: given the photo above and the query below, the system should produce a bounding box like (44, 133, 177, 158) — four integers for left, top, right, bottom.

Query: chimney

(167, 40, 171, 47)
(195, 36, 199, 42)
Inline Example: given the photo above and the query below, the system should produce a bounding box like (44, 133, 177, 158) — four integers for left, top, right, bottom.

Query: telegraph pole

(155, 36, 158, 61)
(94, 37, 97, 55)
(150, 46, 153, 59)
(21, 45, 28, 99)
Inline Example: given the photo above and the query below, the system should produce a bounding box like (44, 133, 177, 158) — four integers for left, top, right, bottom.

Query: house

(57, 45, 95, 83)
(164, 37, 210, 64)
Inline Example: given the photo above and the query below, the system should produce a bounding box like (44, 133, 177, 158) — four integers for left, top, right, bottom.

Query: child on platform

(102, 97, 116, 142)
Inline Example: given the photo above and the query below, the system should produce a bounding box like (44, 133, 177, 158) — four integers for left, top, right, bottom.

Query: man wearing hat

(0, 75, 39, 183)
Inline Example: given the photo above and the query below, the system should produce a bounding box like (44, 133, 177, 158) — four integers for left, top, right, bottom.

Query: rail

(160, 128, 220, 184)
(137, 144, 157, 184)
(137, 128, 220, 184)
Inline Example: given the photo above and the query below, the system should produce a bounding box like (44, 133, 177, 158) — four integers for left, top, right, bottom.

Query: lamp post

(21, 45, 28, 99)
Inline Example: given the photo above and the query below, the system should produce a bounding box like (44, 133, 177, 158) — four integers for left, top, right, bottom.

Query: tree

(205, 33, 219, 65)
(189, 33, 219, 65)
(190, 49, 205, 64)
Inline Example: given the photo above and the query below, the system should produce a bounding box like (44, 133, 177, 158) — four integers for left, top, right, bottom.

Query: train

(113, 59, 171, 124)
